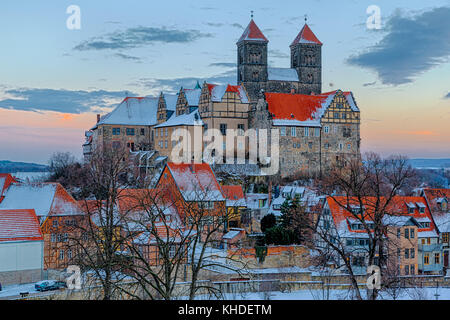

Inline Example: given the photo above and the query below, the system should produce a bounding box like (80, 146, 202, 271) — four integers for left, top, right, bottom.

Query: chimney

(96, 114, 100, 123)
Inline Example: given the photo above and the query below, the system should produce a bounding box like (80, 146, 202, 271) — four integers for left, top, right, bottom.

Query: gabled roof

(422, 188, 450, 233)
(326, 196, 438, 238)
(237, 19, 268, 43)
(266, 90, 359, 127)
(221, 185, 246, 207)
(183, 88, 202, 107)
(0, 173, 18, 202)
(0, 183, 83, 220)
(0, 209, 43, 242)
(165, 162, 225, 202)
(94, 97, 159, 128)
(206, 83, 249, 103)
(290, 23, 322, 46)
(154, 109, 203, 128)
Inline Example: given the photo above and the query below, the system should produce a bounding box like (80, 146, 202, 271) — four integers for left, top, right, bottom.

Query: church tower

(290, 23, 322, 94)
(236, 19, 268, 85)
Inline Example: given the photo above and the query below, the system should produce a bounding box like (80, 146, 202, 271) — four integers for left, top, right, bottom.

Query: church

(83, 18, 361, 178)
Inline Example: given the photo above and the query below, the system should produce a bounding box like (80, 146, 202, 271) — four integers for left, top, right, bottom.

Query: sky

(0, 0, 449, 164)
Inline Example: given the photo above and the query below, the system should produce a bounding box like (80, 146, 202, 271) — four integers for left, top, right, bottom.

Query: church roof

(237, 19, 268, 43)
(206, 83, 249, 103)
(290, 23, 322, 46)
(268, 68, 299, 81)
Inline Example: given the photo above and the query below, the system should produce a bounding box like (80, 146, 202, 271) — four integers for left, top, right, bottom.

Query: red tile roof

(265, 92, 329, 122)
(0, 209, 43, 242)
(0, 174, 18, 203)
(326, 196, 436, 235)
(238, 19, 268, 42)
(221, 185, 245, 201)
(290, 23, 322, 46)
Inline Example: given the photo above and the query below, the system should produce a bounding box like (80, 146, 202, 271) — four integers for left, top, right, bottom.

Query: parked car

(34, 280, 67, 292)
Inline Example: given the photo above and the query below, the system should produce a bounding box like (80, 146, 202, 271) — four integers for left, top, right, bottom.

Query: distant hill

(408, 159, 450, 169)
(0, 160, 49, 173)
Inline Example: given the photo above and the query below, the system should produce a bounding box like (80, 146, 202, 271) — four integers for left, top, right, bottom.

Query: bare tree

(312, 152, 416, 300)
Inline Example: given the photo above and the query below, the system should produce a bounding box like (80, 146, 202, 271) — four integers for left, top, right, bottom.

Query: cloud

(205, 22, 224, 27)
(131, 70, 236, 95)
(363, 81, 377, 87)
(399, 130, 439, 136)
(347, 7, 450, 85)
(230, 23, 244, 29)
(444, 92, 450, 99)
(114, 53, 142, 62)
(0, 88, 134, 114)
(74, 26, 213, 51)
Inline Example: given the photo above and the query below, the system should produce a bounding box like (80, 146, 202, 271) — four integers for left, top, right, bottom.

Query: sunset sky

(0, 0, 449, 164)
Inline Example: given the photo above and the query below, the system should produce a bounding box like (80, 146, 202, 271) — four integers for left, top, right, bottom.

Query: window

(51, 234, 56, 242)
(347, 144, 351, 150)
(408, 207, 415, 214)
(315, 128, 320, 137)
(140, 128, 145, 136)
(155, 128, 158, 137)
(291, 127, 296, 137)
(204, 123, 208, 134)
(165, 128, 168, 137)
(53, 220, 58, 228)
(126, 128, 135, 136)
(419, 207, 425, 214)
(304, 127, 309, 137)
(339, 143, 343, 151)
(63, 233, 68, 242)
(324, 126, 329, 133)
(410, 265, 415, 275)
(308, 142, 313, 149)
(424, 253, 429, 265)
(410, 248, 415, 259)
(397, 228, 400, 239)
(404, 228, 409, 239)
(334, 112, 339, 119)
(57, 234, 62, 242)
(435, 253, 440, 264)
(404, 249, 409, 259)
(220, 123, 227, 136)
(112, 127, 121, 135)
(404, 265, 409, 275)
(165, 140, 168, 149)
(324, 143, 330, 149)
(443, 233, 449, 243)
(280, 127, 286, 136)
(68, 249, 72, 260)
(59, 250, 64, 260)
(237, 124, 245, 135)
(410, 228, 415, 238)
(169, 245, 176, 258)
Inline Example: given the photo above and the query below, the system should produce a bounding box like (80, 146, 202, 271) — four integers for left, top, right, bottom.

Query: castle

(83, 18, 361, 177)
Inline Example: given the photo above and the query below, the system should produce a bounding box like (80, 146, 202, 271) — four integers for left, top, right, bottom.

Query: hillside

(0, 160, 49, 173)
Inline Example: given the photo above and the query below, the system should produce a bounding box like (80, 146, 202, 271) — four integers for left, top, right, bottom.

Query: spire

(237, 19, 268, 43)
(195, 80, 201, 89)
(290, 23, 322, 46)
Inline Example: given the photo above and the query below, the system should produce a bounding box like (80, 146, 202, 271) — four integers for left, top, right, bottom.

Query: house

(221, 185, 247, 229)
(317, 196, 443, 275)
(421, 188, 450, 271)
(0, 182, 85, 270)
(155, 162, 226, 241)
(268, 185, 322, 218)
(0, 209, 44, 285)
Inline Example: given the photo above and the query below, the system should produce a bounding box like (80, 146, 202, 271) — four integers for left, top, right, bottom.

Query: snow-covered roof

(0, 209, 43, 242)
(164, 94, 178, 111)
(237, 19, 268, 43)
(166, 162, 225, 202)
(0, 183, 82, 218)
(222, 229, 243, 240)
(207, 83, 249, 103)
(290, 23, 322, 46)
(267, 91, 336, 127)
(245, 193, 269, 209)
(183, 88, 202, 106)
(418, 230, 439, 238)
(154, 109, 203, 128)
(95, 97, 159, 127)
(268, 68, 299, 81)
(221, 185, 247, 207)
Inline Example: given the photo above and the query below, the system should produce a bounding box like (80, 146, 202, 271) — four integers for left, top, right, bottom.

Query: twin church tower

(236, 18, 322, 102)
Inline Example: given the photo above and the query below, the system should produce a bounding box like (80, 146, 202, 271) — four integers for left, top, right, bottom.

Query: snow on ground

(0, 282, 38, 298)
